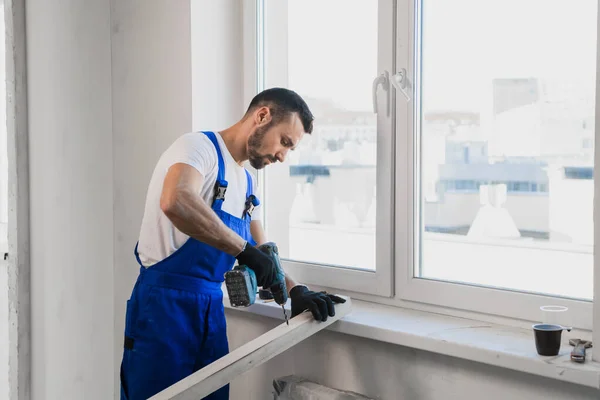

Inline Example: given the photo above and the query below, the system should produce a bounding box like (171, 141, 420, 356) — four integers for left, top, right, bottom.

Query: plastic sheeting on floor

(272, 376, 375, 400)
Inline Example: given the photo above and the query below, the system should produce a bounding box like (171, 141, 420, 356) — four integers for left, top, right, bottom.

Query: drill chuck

(259, 243, 288, 307)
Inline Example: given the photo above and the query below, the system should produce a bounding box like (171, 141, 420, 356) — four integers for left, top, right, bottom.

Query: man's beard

(248, 125, 274, 169)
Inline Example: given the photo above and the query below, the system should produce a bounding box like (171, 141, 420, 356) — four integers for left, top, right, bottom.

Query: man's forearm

(161, 188, 246, 256)
(285, 272, 302, 296)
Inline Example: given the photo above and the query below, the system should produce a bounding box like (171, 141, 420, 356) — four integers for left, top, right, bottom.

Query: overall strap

(202, 131, 228, 211)
(243, 170, 260, 220)
(245, 170, 253, 199)
(134, 242, 143, 266)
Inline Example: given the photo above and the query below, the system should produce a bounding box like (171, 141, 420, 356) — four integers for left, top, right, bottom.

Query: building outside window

(248, 0, 598, 330)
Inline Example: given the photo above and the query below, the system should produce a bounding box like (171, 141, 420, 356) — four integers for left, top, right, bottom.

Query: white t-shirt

(136, 131, 262, 267)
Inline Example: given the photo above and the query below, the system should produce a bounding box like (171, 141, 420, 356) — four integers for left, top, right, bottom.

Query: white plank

(150, 297, 352, 400)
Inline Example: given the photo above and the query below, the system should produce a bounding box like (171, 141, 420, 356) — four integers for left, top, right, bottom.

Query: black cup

(533, 324, 571, 356)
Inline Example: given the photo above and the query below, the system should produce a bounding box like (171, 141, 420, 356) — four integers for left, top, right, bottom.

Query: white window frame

(244, 0, 600, 337)
(394, 0, 594, 331)
(592, 1, 600, 362)
(244, 0, 395, 297)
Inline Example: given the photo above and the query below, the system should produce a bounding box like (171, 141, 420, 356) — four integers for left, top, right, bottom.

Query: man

(120, 88, 346, 400)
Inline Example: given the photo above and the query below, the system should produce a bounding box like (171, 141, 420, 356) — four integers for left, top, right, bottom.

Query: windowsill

(222, 291, 600, 390)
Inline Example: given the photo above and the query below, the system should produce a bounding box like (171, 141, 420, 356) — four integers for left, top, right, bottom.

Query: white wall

(111, 1, 245, 397)
(24, 1, 241, 398)
(0, 0, 7, 227)
(0, 4, 7, 396)
(226, 311, 599, 400)
(19, 1, 600, 399)
(110, 2, 192, 398)
(26, 0, 114, 398)
(1, 258, 7, 400)
(191, 0, 244, 130)
(549, 176, 594, 245)
(425, 192, 549, 233)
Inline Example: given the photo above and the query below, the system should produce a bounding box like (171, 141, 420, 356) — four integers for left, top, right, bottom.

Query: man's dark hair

(245, 87, 314, 134)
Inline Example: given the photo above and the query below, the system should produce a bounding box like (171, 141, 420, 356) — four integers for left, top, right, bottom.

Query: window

(255, 0, 395, 295)
(564, 167, 594, 180)
(415, 0, 596, 300)
(248, 0, 598, 328)
(402, 0, 596, 328)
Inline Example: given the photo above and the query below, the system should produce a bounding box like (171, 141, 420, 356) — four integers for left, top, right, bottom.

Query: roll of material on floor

(272, 376, 374, 400)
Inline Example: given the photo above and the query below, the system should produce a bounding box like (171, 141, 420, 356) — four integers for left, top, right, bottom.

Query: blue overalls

(120, 131, 258, 400)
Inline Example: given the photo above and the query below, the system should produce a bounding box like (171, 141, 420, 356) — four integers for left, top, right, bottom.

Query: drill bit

(282, 305, 289, 325)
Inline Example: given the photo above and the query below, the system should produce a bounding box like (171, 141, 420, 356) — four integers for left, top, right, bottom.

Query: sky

(286, 0, 377, 112)
(283, 0, 598, 113)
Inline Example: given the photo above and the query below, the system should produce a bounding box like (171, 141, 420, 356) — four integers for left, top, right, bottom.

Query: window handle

(391, 68, 411, 102)
(372, 71, 390, 116)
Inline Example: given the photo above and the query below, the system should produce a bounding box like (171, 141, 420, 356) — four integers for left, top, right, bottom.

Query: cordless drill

(224, 242, 289, 325)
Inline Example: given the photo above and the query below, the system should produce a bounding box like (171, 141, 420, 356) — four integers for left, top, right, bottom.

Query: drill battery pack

(224, 265, 257, 307)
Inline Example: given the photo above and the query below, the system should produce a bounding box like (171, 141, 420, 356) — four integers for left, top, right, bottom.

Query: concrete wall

(191, 0, 244, 130)
(226, 311, 599, 400)
(26, 0, 114, 399)
(110, 2, 192, 398)
(26, 0, 192, 398)
(0, 3, 7, 398)
(111, 1, 243, 398)
(425, 192, 549, 233)
(1, 258, 7, 400)
(23, 0, 242, 398)
(549, 174, 594, 245)
(0, 0, 7, 226)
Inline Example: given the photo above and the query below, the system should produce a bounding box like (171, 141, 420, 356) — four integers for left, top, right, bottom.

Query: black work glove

(235, 242, 277, 288)
(290, 285, 346, 322)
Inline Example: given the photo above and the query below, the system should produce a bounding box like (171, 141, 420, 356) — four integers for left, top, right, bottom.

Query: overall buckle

(214, 179, 228, 201)
(244, 194, 260, 217)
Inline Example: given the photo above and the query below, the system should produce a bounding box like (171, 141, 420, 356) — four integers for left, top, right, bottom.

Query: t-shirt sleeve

(164, 132, 217, 178)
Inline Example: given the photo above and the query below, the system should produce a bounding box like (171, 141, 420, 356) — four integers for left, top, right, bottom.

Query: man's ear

(256, 106, 272, 126)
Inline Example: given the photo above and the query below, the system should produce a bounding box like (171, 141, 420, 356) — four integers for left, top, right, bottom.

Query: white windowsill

(222, 291, 600, 390)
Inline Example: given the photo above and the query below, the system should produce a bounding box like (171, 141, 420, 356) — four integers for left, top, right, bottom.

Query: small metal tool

(569, 339, 592, 363)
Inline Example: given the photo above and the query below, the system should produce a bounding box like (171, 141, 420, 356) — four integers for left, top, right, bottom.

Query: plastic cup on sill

(540, 305, 568, 326)
(534, 306, 571, 357)
(533, 323, 571, 356)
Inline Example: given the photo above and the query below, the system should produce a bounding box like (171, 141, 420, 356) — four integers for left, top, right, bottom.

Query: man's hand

(290, 285, 346, 322)
(235, 243, 278, 287)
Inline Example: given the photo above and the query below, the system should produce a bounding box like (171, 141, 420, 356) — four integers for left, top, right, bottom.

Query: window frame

(246, 0, 396, 297)
(593, 0, 600, 362)
(393, 0, 596, 330)
(245, 0, 600, 334)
